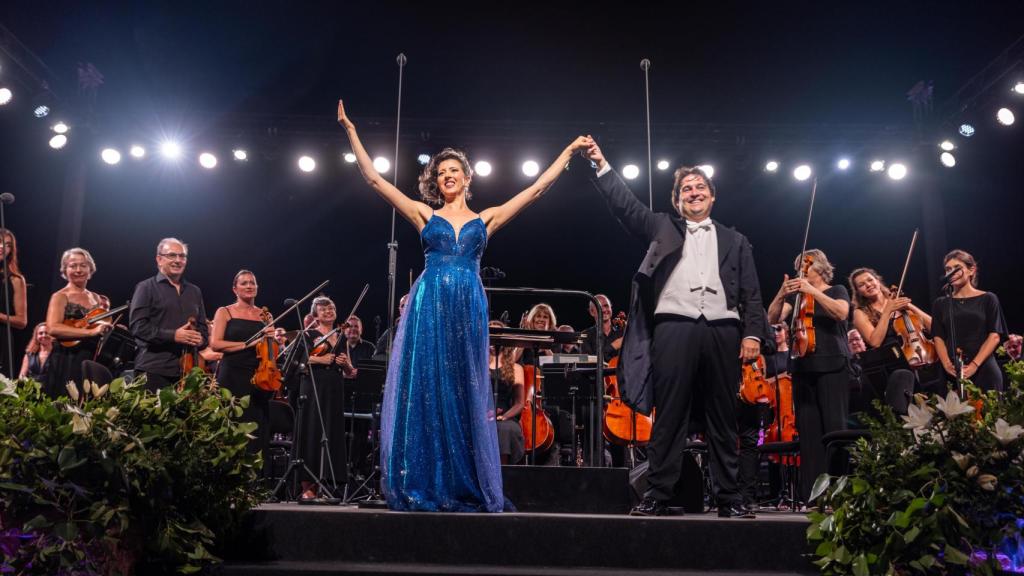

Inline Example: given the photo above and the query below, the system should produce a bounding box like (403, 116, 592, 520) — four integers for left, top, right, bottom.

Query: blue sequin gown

(380, 214, 504, 512)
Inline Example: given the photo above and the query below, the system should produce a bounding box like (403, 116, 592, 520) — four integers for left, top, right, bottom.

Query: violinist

(767, 249, 851, 506)
(580, 294, 623, 360)
(296, 296, 350, 499)
(210, 270, 282, 477)
(930, 250, 1008, 392)
(44, 248, 111, 397)
(129, 238, 208, 392)
(489, 320, 526, 465)
(0, 228, 28, 376)
(342, 314, 376, 369)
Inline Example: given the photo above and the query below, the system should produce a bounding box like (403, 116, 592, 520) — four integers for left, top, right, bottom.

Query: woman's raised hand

(337, 99, 354, 129)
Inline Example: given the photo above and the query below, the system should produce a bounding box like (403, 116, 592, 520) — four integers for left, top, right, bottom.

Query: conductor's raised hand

(336, 99, 354, 129)
(584, 137, 607, 171)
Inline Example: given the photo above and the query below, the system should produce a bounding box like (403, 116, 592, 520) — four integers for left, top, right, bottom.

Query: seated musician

(580, 294, 623, 361)
(19, 322, 52, 381)
(129, 238, 208, 392)
(489, 320, 526, 465)
(342, 314, 376, 370)
(518, 302, 558, 365)
(44, 248, 111, 397)
(557, 324, 579, 354)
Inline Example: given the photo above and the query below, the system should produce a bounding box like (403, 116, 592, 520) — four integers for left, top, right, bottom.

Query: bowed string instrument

(789, 177, 818, 359)
(889, 228, 937, 368)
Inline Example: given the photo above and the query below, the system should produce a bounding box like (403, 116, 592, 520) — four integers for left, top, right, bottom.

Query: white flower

(0, 376, 16, 397)
(105, 407, 119, 420)
(902, 403, 934, 430)
(94, 383, 109, 399)
(951, 451, 971, 470)
(65, 381, 80, 402)
(991, 418, 1024, 446)
(977, 474, 998, 491)
(966, 465, 979, 478)
(936, 391, 974, 419)
(71, 412, 92, 435)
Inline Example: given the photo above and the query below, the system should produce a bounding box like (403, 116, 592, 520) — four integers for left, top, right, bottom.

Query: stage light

(298, 155, 316, 173)
(33, 105, 50, 118)
(49, 134, 67, 149)
(837, 158, 851, 171)
(160, 141, 182, 160)
(52, 121, 69, 134)
(657, 159, 670, 171)
(522, 160, 540, 177)
(0, 88, 12, 106)
(887, 163, 907, 180)
(130, 145, 145, 158)
(939, 140, 955, 151)
(959, 123, 975, 137)
(343, 152, 356, 163)
(474, 161, 492, 177)
(765, 160, 779, 172)
(199, 152, 218, 169)
(233, 149, 248, 161)
(1014, 82, 1024, 95)
(697, 164, 715, 179)
(793, 164, 812, 181)
(870, 160, 885, 172)
(373, 156, 391, 173)
(100, 148, 121, 165)
(997, 108, 1015, 126)
(940, 152, 956, 168)
(622, 164, 640, 180)
(417, 153, 430, 165)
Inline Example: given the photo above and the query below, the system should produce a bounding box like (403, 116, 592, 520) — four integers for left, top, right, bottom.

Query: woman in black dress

(296, 296, 353, 499)
(488, 320, 525, 465)
(19, 322, 52, 380)
(930, 250, 1007, 392)
(45, 248, 110, 397)
(210, 270, 281, 478)
(767, 249, 852, 504)
(0, 228, 29, 376)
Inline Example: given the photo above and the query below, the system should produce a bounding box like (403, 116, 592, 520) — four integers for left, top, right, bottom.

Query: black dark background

(0, 1, 1021, 364)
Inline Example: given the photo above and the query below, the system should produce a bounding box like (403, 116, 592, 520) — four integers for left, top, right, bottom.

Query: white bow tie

(687, 221, 712, 234)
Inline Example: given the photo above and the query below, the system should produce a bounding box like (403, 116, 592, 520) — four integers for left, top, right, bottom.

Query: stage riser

(501, 465, 632, 514)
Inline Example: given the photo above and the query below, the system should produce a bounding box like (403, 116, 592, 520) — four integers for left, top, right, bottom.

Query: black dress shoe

(718, 503, 756, 518)
(630, 497, 669, 516)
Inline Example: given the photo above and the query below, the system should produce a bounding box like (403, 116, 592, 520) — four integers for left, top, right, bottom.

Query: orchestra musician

(19, 322, 52, 381)
(930, 249, 1008, 392)
(767, 249, 852, 506)
(580, 294, 623, 360)
(129, 238, 209, 392)
(342, 314, 376, 369)
(0, 228, 28, 375)
(517, 303, 559, 366)
(489, 320, 526, 465)
(44, 248, 111, 397)
(584, 139, 765, 518)
(373, 293, 408, 357)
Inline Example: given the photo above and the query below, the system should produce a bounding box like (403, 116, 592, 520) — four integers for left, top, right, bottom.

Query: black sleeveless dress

(45, 302, 99, 397)
(296, 329, 348, 489)
(215, 314, 274, 477)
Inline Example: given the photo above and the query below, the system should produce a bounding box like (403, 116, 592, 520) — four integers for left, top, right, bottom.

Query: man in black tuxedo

(584, 139, 766, 517)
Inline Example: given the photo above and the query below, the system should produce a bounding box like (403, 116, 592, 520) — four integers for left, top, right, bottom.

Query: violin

(790, 254, 816, 358)
(739, 355, 775, 405)
(764, 371, 799, 466)
(60, 303, 129, 348)
(251, 307, 283, 392)
(888, 230, 936, 368)
(179, 316, 203, 377)
(309, 326, 342, 357)
(520, 364, 555, 454)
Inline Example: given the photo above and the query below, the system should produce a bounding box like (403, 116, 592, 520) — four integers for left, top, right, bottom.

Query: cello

(251, 307, 283, 392)
(520, 364, 555, 455)
(889, 229, 937, 368)
(602, 313, 654, 446)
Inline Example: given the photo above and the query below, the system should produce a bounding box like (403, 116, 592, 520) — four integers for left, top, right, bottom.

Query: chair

(80, 360, 114, 387)
(757, 440, 801, 511)
(267, 398, 295, 483)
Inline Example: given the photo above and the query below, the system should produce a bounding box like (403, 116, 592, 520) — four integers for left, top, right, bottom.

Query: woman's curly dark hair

(417, 148, 474, 205)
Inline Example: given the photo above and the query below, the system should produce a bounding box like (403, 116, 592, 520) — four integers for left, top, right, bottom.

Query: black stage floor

(220, 503, 817, 575)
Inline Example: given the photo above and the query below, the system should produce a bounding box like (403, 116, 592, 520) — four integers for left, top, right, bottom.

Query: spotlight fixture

(343, 152, 356, 163)
(297, 155, 316, 173)
(233, 149, 248, 161)
(940, 152, 956, 168)
(697, 164, 715, 179)
(656, 159, 670, 171)
(622, 164, 640, 180)
(100, 148, 121, 165)
(836, 158, 851, 171)
(996, 108, 1015, 126)
(33, 105, 50, 118)
(939, 140, 955, 151)
(793, 165, 812, 181)
(160, 141, 182, 160)
(417, 153, 431, 165)
(1013, 82, 1024, 95)
(130, 145, 146, 158)
(522, 160, 540, 177)
(373, 156, 391, 174)
(49, 134, 68, 149)
(0, 87, 12, 106)
(199, 152, 218, 169)
(765, 160, 779, 173)
(474, 161, 492, 177)
(887, 163, 908, 180)
(870, 160, 886, 172)
(959, 123, 975, 137)
(52, 121, 69, 134)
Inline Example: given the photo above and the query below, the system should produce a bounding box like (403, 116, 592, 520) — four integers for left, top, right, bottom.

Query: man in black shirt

(129, 238, 208, 391)
(580, 294, 623, 360)
(342, 314, 376, 370)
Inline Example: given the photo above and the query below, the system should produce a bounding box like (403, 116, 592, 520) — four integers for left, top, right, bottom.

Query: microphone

(940, 266, 962, 285)
(0, 193, 14, 205)
(284, 298, 298, 306)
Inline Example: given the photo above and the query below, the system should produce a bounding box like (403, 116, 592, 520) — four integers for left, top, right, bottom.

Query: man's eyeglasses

(159, 252, 188, 260)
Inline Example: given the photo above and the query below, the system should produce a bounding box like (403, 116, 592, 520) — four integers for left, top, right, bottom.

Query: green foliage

(0, 370, 267, 575)
(807, 358, 1024, 575)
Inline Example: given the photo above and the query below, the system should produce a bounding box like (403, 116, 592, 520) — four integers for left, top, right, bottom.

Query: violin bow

(788, 177, 818, 344)
(243, 279, 330, 346)
(894, 228, 919, 299)
(641, 58, 653, 210)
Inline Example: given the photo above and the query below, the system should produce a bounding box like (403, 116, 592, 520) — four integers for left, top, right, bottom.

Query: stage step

(221, 560, 814, 575)
(220, 504, 816, 575)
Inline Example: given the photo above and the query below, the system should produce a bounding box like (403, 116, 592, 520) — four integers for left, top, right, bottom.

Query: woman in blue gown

(337, 100, 588, 511)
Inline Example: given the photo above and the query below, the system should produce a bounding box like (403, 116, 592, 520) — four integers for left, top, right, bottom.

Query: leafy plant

(808, 357, 1024, 575)
(0, 370, 266, 575)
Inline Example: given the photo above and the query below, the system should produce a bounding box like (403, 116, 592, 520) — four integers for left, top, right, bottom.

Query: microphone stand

(382, 53, 407, 365)
(942, 280, 963, 397)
